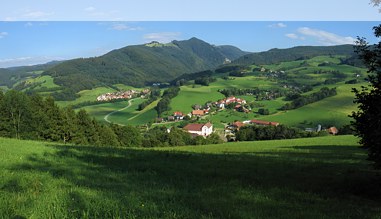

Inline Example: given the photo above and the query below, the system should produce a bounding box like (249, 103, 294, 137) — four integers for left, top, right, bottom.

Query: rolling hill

(0, 61, 62, 89)
(233, 44, 356, 66)
(42, 38, 249, 92)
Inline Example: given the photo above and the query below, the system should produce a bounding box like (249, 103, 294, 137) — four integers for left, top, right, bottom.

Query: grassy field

(77, 98, 159, 126)
(170, 77, 276, 114)
(57, 87, 118, 107)
(0, 135, 380, 218)
(106, 98, 158, 126)
(77, 100, 133, 123)
(261, 83, 362, 128)
(25, 75, 60, 89)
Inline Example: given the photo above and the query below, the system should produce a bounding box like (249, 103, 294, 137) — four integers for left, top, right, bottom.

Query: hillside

(233, 44, 355, 66)
(1, 136, 380, 218)
(0, 61, 62, 89)
(42, 38, 248, 91)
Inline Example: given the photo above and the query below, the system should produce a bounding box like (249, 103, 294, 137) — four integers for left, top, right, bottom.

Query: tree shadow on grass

(7, 144, 381, 218)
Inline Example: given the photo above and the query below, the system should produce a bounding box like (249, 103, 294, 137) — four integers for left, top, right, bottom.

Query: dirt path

(103, 99, 134, 125)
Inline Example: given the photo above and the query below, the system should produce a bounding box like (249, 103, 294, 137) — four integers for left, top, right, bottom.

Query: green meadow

(77, 100, 133, 123)
(57, 87, 118, 107)
(261, 83, 362, 128)
(170, 77, 276, 114)
(1, 135, 380, 218)
(106, 98, 159, 126)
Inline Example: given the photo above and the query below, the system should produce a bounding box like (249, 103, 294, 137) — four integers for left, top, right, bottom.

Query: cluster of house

(224, 119, 280, 139)
(155, 96, 250, 123)
(155, 109, 209, 123)
(96, 89, 150, 102)
(215, 96, 247, 109)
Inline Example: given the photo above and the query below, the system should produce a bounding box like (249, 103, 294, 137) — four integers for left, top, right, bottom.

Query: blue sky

(1, 0, 380, 21)
(0, 21, 380, 68)
(0, 1, 380, 67)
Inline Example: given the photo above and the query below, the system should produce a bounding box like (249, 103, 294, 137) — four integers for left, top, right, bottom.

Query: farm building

(173, 111, 185, 120)
(183, 122, 213, 137)
(249, 119, 280, 126)
(192, 110, 205, 117)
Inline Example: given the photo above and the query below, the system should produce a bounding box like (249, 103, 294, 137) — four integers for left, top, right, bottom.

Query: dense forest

(233, 45, 356, 66)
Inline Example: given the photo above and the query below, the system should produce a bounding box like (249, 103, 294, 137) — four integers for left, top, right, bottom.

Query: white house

(183, 122, 213, 137)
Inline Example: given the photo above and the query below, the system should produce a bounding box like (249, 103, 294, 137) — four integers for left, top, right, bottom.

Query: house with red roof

(173, 111, 185, 120)
(192, 110, 205, 117)
(232, 121, 245, 130)
(183, 122, 213, 136)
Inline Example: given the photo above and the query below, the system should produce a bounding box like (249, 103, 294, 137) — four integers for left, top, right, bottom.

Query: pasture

(0, 136, 380, 218)
(261, 83, 361, 128)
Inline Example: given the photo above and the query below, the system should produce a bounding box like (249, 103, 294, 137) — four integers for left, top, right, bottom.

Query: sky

(0, 1, 380, 68)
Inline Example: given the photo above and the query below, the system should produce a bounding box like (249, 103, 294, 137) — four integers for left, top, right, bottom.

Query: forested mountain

(42, 38, 248, 91)
(233, 45, 356, 66)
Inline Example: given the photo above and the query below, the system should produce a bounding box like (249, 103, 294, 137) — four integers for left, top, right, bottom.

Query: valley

(47, 54, 364, 134)
(1, 26, 381, 218)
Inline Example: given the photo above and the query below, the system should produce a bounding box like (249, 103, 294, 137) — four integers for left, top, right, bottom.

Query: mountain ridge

(42, 37, 248, 91)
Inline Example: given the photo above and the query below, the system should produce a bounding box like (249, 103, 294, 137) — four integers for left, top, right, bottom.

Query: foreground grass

(1, 136, 380, 218)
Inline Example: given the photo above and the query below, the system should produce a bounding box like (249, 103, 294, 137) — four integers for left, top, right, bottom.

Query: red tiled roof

(251, 119, 279, 126)
(204, 122, 212, 128)
(233, 121, 245, 128)
(173, 111, 184, 116)
(183, 123, 204, 131)
(192, 110, 205, 116)
(183, 122, 212, 131)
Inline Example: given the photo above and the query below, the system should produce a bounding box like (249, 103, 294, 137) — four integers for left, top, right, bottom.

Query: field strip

(104, 99, 134, 125)
(127, 98, 160, 121)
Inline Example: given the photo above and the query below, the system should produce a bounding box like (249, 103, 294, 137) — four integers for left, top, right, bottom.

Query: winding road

(103, 99, 134, 126)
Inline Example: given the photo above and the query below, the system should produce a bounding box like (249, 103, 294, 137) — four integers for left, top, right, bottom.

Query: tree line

(281, 87, 337, 110)
(219, 87, 286, 100)
(138, 87, 161, 111)
(155, 87, 180, 116)
(235, 125, 326, 141)
(0, 90, 142, 147)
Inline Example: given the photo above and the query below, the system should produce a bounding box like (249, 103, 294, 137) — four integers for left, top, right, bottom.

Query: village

(96, 89, 150, 102)
(153, 94, 339, 139)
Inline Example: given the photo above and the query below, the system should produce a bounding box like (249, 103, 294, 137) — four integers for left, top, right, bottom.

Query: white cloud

(0, 32, 8, 39)
(297, 27, 355, 45)
(285, 33, 305, 40)
(0, 56, 65, 68)
(25, 22, 33, 27)
(143, 32, 182, 43)
(85, 6, 96, 12)
(110, 23, 142, 31)
(23, 10, 54, 19)
(269, 22, 287, 28)
(285, 33, 299, 39)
